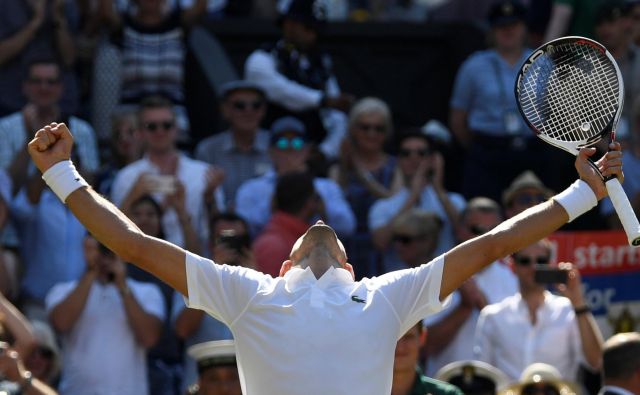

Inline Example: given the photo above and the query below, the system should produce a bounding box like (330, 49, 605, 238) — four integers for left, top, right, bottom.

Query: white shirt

(474, 291, 585, 381)
(111, 154, 224, 248)
(45, 279, 165, 395)
(423, 260, 518, 376)
(184, 251, 449, 395)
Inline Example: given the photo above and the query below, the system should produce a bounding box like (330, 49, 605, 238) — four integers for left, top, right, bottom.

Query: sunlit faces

(23, 63, 63, 108)
(222, 89, 266, 133)
(397, 136, 432, 177)
(512, 241, 552, 289)
(140, 107, 177, 152)
(129, 198, 162, 238)
(351, 112, 388, 152)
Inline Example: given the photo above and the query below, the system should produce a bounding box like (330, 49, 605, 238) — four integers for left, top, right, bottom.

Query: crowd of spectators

(0, 0, 639, 394)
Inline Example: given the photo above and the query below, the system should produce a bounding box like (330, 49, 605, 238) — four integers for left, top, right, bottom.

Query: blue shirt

(11, 189, 87, 302)
(450, 49, 532, 137)
(235, 170, 356, 237)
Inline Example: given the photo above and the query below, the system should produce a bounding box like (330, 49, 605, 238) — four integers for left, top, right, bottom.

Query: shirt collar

(284, 266, 354, 292)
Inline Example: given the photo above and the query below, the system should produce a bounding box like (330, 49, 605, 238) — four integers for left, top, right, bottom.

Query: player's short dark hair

(137, 95, 174, 117)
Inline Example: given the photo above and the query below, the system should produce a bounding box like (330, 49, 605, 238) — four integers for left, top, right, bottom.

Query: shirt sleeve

(449, 56, 477, 111)
(44, 281, 77, 312)
(374, 255, 450, 336)
(131, 281, 166, 321)
(316, 178, 355, 236)
(184, 251, 273, 325)
(245, 49, 324, 111)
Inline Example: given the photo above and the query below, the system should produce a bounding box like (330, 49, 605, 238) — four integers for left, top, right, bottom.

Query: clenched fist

(28, 122, 75, 173)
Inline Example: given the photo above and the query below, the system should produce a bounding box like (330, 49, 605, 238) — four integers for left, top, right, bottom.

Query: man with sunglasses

(235, 116, 354, 239)
(27, 120, 623, 395)
(369, 131, 466, 271)
(502, 171, 553, 219)
(474, 238, 603, 383)
(194, 81, 273, 208)
(111, 95, 225, 250)
(424, 197, 518, 377)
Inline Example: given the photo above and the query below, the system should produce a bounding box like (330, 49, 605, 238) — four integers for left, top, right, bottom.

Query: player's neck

(390, 368, 415, 395)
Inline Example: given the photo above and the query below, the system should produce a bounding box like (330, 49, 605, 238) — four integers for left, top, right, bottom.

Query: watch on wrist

(21, 370, 33, 390)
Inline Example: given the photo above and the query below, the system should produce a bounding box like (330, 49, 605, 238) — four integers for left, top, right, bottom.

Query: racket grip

(605, 177, 640, 246)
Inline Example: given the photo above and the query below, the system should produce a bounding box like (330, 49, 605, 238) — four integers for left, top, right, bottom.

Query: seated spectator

(111, 95, 224, 249)
(96, 110, 143, 197)
(101, 0, 208, 142)
(0, 58, 99, 191)
(435, 360, 510, 395)
(0, 0, 79, 117)
(600, 332, 640, 395)
(386, 209, 442, 272)
(235, 116, 355, 237)
(186, 340, 242, 395)
(244, 0, 355, 167)
(252, 171, 321, 276)
(194, 80, 273, 208)
(46, 235, 164, 395)
(391, 322, 463, 395)
(502, 171, 553, 219)
(329, 97, 402, 278)
(474, 239, 603, 382)
(424, 197, 518, 377)
(368, 130, 465, 271)
(499, 363, 579, 395)
(25, 320, 61, 389)
(172, 212, 253, 394)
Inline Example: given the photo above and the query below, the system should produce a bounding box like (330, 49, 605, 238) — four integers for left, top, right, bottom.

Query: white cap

(187, 340, 236, 372)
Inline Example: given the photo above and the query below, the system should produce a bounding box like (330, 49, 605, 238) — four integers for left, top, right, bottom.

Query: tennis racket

(515, 36, 640, 246)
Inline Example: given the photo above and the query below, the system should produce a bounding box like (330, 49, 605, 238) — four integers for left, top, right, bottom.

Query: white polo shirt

(185, 251, 448, 395)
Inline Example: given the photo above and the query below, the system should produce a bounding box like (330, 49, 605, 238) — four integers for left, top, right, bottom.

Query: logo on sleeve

(351, 295, 365, 304)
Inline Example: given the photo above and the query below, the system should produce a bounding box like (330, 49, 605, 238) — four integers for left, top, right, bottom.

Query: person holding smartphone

(473, 238, 604, 383)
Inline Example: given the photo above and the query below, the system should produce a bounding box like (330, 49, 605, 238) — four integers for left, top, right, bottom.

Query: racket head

(514, 36, 624, 156)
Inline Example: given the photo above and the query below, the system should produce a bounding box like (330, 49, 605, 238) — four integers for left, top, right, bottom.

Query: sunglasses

(514, 255, 550, 266)
(513, 193, 547, 206)
(274, 136, 305, 151)
(144, 120, 175, 132)
(392, 234, 420, 244)
(28, 77, 60, 86)
(356, 122, 386, 134)
(522, 384, 560, 395)
(398, 148, 431, 158)
(230, 100, 264, 111)
(468, 224, 491, 236)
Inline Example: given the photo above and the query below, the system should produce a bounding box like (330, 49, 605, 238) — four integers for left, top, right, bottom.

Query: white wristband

(41, 160, 89, 203)
(553, 179, 598, 222)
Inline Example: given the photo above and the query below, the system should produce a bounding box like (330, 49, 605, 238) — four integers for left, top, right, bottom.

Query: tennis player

(28, 122, 623, 395)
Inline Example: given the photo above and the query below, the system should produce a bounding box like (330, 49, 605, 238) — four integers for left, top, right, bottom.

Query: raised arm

(27, 123, 188, 296)
(439, 144, 623, 300)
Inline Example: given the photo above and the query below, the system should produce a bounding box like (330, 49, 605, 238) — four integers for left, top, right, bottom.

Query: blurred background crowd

(0, 0, 640, 394)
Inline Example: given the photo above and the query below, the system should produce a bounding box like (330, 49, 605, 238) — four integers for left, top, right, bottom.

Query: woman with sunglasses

(474, 239, 603, 385)
(328, 97, 403, 278)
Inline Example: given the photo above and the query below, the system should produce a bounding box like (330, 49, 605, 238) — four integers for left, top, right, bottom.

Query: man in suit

(599, 332, 640, 395)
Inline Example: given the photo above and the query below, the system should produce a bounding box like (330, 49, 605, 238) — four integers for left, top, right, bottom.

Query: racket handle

(605, 177, 640, 246)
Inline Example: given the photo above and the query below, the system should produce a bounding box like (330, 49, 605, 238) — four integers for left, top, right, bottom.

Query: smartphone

(147, 175, 176, 194)
(534, 265, 568, 284)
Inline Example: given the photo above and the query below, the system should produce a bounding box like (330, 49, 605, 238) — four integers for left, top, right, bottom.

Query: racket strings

(518, 43, 620, 143)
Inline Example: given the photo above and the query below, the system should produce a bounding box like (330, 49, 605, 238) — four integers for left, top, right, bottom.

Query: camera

(217, 230, 250, 253)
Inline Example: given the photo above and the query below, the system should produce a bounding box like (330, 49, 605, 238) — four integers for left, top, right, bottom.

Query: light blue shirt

(450, 49, 532, 137)
(11, 189, 87, 302)
(368, 186, 466, 257)
(235, 170, 356, 237)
